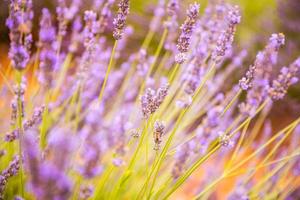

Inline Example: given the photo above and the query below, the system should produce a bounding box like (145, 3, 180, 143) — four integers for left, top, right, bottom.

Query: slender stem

(168, 63, 180, 84)
(98, 41, 118, 103)
(16, 71, 24, 197)
(94, 165, 115, 199)
(40, 91, 51, 148)
(142, 30, 155, 49)
(111, 119, 149, 198)
(139, 29, 168, 96)
(226, 116, 300, 176)
(163, 144, 221, 199)
(221, 89, 242, 116)
(194, 175, 224, 199)
(224, 119, 250, 172)
(52, 53, 73, 100)
(243, 122, 297, 184)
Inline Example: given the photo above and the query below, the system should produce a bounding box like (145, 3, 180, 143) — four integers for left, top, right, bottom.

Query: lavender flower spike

(239, 65, 256, 90)
(141, 84, 169, 119)
(212, 5, 241, 62)
(38, 8, 57, 86)
(0, 156, 20, 199)
(268, 57, 300, 100)
(175, 3, 200, 64)
(6, 0, 32, 71)
(113, 0, 130, 40)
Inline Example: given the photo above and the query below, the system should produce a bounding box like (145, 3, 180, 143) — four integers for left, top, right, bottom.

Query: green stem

(16, 71, 24, 197)
(98, 41, 118, 103)
(142, 30, 155, 49)
(163, 144, 221, 199)
(168, 63, 180, 84)
(111, 119, 149, 198)
(221, 89, 242, 116)
(140, 29, 168, 93)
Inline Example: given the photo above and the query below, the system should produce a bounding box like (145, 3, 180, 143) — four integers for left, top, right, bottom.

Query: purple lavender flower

(164, 0, 179, 51)
(167, 0, 179, 17)
(39, 10, 56, 43)
(56, 0, 68, 37)
(175, 3, 200, 64)
(212, 5, 241, 62)
(93, 0, 104, 10)
(184, 61, 205, 95)
(38, 8, 58, 86)
(113, 0, 130, 40)
(6, 0, 33, 36)
(149, 0, 165, 32)
(141, 84, 169, 119)
(112, 158, 125, 167)
(23, 105, 45, 130)
(0, 155, 20, 199)
(10, 97, 18, 126)
(5, 105, 45, 142)
(239, 65, 256, 90)
(172, 143, 190, 179)
(8, 44, 30, 71)
(153, 120, 166, 150)
(268, 57, 300, 100)
(23, 130, 73, 200)
(5, 129, 20, 142)
(56, 0, 81, 37)
(239, 33, 285, 116)
(83, 11, 98, 49)
(6, 0, 33, 71)
(12, 81, 26, 119)
(68, 16, 83, 52)
(98, 0, 115, 34)
(79, 133, 103, 178)
(77, 10, 99, 80)
(6, 0, 23, 36)
(136, 49, 152, 77)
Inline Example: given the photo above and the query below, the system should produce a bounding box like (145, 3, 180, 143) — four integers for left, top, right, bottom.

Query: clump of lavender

(23, 130, 73, 200)
(1, 0, 300, 199)
(239, 33, 285, 116)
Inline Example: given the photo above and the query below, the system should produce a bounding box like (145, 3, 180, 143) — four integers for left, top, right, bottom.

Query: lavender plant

(0, 0, 300, 199)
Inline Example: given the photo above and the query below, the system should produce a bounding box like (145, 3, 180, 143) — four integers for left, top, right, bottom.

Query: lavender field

(0, 0, 300, 199)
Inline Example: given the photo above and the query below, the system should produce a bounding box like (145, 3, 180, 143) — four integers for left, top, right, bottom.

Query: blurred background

(0, 0, 299, 124)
